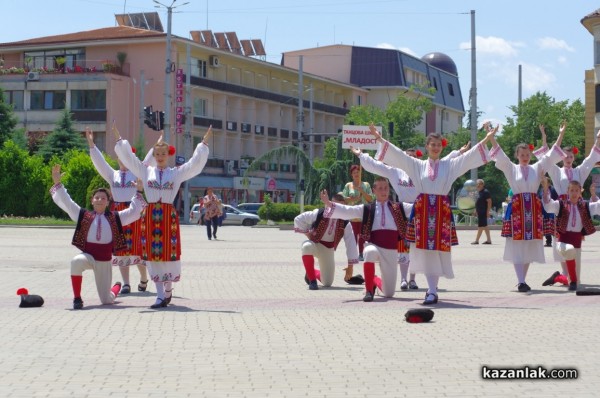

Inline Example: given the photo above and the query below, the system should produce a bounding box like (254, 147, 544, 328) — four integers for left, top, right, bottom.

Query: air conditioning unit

(27, 71, 40, 81)
(209, 55, 220, 68)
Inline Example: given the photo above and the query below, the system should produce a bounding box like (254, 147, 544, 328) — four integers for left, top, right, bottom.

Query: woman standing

(87, 127, 153, 294)
(368, 123, 496, 304)
(114, 126, 212, 308)
(342, 164, 373, 260)
(488, 123, 566, 292)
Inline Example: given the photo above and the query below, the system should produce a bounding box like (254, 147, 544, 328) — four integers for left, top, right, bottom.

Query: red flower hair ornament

(441, 138, 448, 148)
(131, 147, 137, 154)
(168, 145, 176, 156)
(528, 144, 535, 151)
(415, 149, 423, 157)
(572, 147, 579, 155)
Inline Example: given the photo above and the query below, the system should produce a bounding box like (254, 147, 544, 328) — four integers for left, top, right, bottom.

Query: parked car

(190, 204, 259, 226)
(236, 203, 264, 215)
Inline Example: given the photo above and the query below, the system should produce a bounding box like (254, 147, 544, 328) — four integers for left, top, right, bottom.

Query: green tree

(385, 87, 434, 148)
(0, 86, 19, 147)
(37, 108, 86, 162)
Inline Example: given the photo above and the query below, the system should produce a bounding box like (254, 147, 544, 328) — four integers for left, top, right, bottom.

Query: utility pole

(183, 43, 193, 223)
(469, 9, 478, 180)
(297, 55, 305, 212)
(154, 0, 189, 143)
(138, 69, 145, 150)
(309, 82, 314, 163)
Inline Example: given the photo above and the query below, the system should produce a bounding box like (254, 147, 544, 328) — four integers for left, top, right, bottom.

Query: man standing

(472, 179, 492, 245)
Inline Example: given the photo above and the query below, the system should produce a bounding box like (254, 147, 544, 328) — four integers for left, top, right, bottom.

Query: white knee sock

(513, 264, 525, 284)
(523, 263, 530, 279)
(164, 281, 173, 297)
(154, 281, 165, 300)
(119, 266, 130, 285)
(425, 274, 439, 294)
(399, 262, 409, 281)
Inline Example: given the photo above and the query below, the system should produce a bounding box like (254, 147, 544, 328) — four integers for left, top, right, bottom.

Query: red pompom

(168, 145, 176, 156)
(415, 149, 423, 157)
(573, 147, 579, 155)
(441, 138, 448, 148)
(406, 315, 424, 323)
(131, 147, 137, 154)
(16, 288, 28, 296)
(528, 144, 535, 151)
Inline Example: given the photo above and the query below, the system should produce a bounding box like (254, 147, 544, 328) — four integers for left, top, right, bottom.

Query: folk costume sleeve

(49, 184, 81, 221)
(117, 192, 148, 226)
(115, 139, 146, 180)
(294, 209, 318, 233)
(342, 222, 360, 264)
(90, 146, 116, 183)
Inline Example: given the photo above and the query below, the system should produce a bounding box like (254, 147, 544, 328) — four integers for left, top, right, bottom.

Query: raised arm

(87, 127, 116, 182)
(49, 164, 81, 221)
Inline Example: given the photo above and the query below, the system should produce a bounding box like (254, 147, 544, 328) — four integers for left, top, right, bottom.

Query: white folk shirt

(294, 208, 359, 262)
(543, 197, 600, 232)
(546, 146, 600, 196)
(90, 146, 155, 202)
(324, 201, 413, 233)
(51, 185, 145, 243)
(115, 139, 209, 204)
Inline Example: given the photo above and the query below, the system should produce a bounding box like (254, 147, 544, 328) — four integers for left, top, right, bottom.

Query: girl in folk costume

(367, 123, 496, 305)
(538, 124, 600, 286)
(114, 126, 212, 309)
(541, 179, 600, 291)
(294, 193, 359, 290)
(342, 164, 374, 260)
(87, 126, 155, 294)
(488, 123, 566, 292)
(320, 178, 412, 302)
(50, 165, 147, 309)
(351, 142, 471, 291)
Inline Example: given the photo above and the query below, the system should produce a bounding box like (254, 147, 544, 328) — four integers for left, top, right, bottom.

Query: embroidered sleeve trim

(377, 141, 389, 162)
(294, 227, 309, 234)
(593, 145, 600, 155)
(477, 143, 488, 164)
(323, 202, 336, 218)
(49, 183, 63, 195)
(347, 258, 360, 264)
(553, 144, 567, 158)
(532, 145, 549, 158)
(489, 144, 501, 160)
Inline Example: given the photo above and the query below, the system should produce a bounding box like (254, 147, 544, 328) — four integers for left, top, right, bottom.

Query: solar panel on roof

(251, 39, 266, 56)
(115, 12, 163, 32)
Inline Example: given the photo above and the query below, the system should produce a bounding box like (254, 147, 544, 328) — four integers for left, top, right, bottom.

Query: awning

(188, 175, 233, 189)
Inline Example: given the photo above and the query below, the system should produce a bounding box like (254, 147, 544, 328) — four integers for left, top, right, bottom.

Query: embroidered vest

(360, 201, 407, 243)
(308, 209, 347, 249)
(556, 200, 596, 237)
(72, 209, 127, 254)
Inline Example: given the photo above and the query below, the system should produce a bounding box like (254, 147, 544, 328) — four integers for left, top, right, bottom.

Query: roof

(0, 26, 165, 48)
(581, 8, 600, 34)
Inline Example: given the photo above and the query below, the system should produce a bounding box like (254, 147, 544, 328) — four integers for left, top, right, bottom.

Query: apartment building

(0, 12, 363, 206)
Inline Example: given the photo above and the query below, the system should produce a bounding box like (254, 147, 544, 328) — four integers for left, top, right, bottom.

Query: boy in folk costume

(537, 124, 600, 286)
(294, 193, 359, 290)
(114, 126, 211, 309)
(542, 180, 600, 291)
(320, 178, 412, 302)
(367, 123, 496, 305)
(50, 165, 147, 310)
(488, 123, 566, 292)
(87, 126, 154, 294)
(351, 142, 471, 291)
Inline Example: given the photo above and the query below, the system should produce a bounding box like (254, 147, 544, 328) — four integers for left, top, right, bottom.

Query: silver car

(190, 204, 259, 226)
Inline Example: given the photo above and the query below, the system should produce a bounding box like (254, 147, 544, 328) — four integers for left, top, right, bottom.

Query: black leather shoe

(165, 289, 173, 304)
(363, 290, 374, 302)
(138, 280, 148, 292)
(120, 284, 131, 294)
(150, 298, 167, 309)
(304, 274, 309, 285)
(423, 292, 438, 305)
(73, 297, 84, 310)
(308, 280, 318, 290)
(517, 282, 531, 292)
(569, 282, 577, 291)
(542, 271, 560, 286)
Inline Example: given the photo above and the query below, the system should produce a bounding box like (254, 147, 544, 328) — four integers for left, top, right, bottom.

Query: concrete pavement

(1, 224, 599, 397)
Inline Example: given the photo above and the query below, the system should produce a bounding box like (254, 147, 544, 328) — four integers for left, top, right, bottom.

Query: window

(595, 85, 600, 113)
(71, 90, 106, 110)
(241, 123, 251, 133)
(596, 41, 600, 65)
(357, 95, 362, 106)
(193, 98, 207, 117)
(3, 90, 24, 111)
(191, 58, 207, 78)
(432, 77, 438, 90)
(447, 83, 455, 96)
(30, 90, 66, 110)
(24, 48, 85, 70)
(404, 68, 426, 86)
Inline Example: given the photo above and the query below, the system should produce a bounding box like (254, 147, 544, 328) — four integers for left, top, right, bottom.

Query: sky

(2, 0, 599, 127)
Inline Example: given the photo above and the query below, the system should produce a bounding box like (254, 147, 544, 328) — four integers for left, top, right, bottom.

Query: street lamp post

(154, 0, 189, 144)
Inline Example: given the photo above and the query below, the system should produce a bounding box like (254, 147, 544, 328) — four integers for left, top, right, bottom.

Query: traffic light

(143, 106, 156, 130)
(157, 111, 165, 131)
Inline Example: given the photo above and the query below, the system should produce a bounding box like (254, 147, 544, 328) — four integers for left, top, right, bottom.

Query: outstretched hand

(350, 145, 361, 156)
(135, 178, 144, 193)
(368, 123, 383, 142)
(203, 125, 213, 144)
(86, 126, 94, 148)
(483, 123, 499, 146)
(52, 164, 63, 185)
(459, 141, 471, 154)
(112, 120, 121, 140)
(555, 120, 566, 147)
(320, 189, 331, 206)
